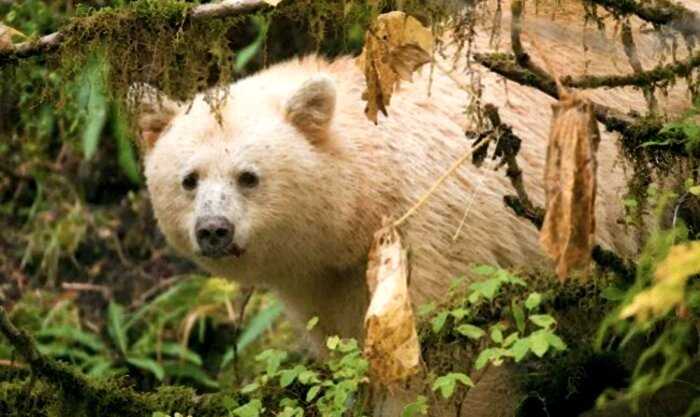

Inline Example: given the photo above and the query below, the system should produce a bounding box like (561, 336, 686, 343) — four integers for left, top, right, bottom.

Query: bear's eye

(182, 172, 198, 191)
(238, 171, 259, 188)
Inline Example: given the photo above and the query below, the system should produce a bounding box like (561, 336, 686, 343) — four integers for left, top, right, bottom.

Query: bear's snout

(195, 216, 236, 257)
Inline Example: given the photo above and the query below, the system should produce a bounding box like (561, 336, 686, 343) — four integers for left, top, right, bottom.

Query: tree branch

(586, 0, 700, 37)
(481, 102, 635, 280)
(0, 0, 269, 63)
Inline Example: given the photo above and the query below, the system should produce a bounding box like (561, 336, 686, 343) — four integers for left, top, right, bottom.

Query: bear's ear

(284, 75, 336, 141)
(130, 84, 182, 152)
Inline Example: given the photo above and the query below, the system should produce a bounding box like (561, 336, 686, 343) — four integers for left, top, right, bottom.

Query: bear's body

(142, 53, 635, 350)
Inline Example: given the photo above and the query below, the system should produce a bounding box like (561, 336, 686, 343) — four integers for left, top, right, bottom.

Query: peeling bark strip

(0, 0, 270, 63)
(540, 94, 601, 281)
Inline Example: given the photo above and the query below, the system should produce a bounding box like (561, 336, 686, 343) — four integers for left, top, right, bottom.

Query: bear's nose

(195, 216, 235, 256)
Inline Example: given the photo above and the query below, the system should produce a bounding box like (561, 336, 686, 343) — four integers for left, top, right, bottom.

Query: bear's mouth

(198, 244, 245, 259)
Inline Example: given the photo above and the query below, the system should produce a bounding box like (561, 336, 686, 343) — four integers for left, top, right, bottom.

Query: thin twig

(61, 282, 113, 300)
(393, 136, 494, 227)
(0, 0, 270, 63)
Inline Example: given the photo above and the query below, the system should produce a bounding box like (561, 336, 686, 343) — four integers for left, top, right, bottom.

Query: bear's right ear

(284, 75, 336, 142)
(130, 84, 182, 152)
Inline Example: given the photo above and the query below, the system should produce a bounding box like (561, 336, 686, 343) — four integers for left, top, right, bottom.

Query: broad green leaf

(417, 302, 436, 317)
(468, 279, 501, 302)
(326, 335, 340, 350)
(255, 349, 287, 375)
(490, 325, 504, 344)
(525, 293, 542, 310)
(529, 331, 550, 357)
(279, 365, 305, 388)
(233, 399, 262, 417)
(471, 264, 497, 276)
(529, 314, 557, 329)
(241, 382, 259, 394)
(401, 395, 428, 417)
(431, 311, 448, 333)
(306, 316, 319, 330)
(449, 307, 470, 321)
(545, 332, 567, 351)
(455, 324, 485, 340)
(502, 332, 519, 348)
(432, 373, 473, 399)
(306, 385, 321, 402)
(510, 338, 530, 362)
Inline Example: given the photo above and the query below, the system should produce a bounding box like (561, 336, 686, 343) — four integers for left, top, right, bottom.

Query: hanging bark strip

(364, 222, 421, 386)
(540, 93, 601, 281)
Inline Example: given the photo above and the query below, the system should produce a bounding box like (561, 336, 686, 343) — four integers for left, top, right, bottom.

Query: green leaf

(545, 333, 567, 351)
(510, 338, 530, 362)
(475, 348, 496, 370)
(401, 395, 428, 417)
(455, 324, 485, 340)
(306, 385, 321, 402)
(80, 54, 108, 160)
(306, 316, 319, 330)
(449, 307, 470, 321)
(529, 314, 556, 329)
(525, 293, 542, 310)
(468, 278, 501, 302)
(36, 325, 106, 353)
(232, 399, 262, 417)
(512, 300, 526, 334)
(241, 382, 259, 394)
(502, 332, 519, 348)
(255, 349, 287, 376)
(432, 373, 474, 399)
(236, 301, 283, 354)
(326, 335, 340, 350)
(279, 365, 304, 388)
(431, 311, 449, 333)
(162, 361, 220, 389)
(530, 331, 550, 357)
(111, 101, 141, 183)
(417, 302, 436, 317)
(601, 285, 626, 301)
(689, 185, 700, 196)
(126, 357, 165, 381)
(277, 406, 303, 417)
(471, 264, 497, 276)
(160, 342, 202, 366)
(234, 16, 269, 72)
(107, 302, 128, 355)
(490, 325, 504, 344)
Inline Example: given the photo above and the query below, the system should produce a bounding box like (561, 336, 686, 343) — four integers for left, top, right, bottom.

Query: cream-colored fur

(141, 2, 693, 414)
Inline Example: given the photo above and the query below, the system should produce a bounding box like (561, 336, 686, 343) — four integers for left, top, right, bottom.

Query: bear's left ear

(284, 75, 336, 141)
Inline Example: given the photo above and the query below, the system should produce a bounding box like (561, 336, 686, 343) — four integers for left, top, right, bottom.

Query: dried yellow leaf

(539, 92, 600, 281)
(620, 242, 700, 322)
(364, 223, 421, 386)
(358, 11, 433, 123)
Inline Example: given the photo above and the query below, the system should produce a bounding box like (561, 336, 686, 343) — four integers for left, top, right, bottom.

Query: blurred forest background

(1, 1, 700, 417)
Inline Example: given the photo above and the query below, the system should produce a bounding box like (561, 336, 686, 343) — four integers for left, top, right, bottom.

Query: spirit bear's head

(137, 71, 348, 282)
